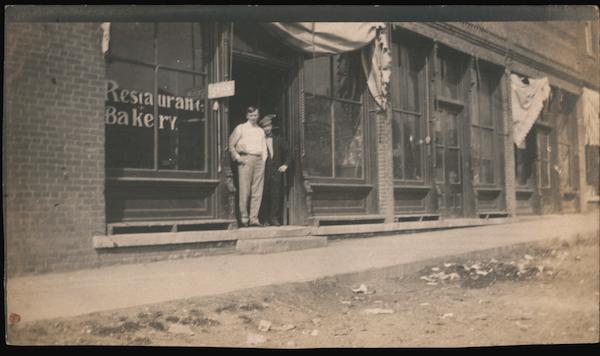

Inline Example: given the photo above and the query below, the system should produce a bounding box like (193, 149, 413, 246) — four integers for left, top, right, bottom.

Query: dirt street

(7, 234, 599, 347)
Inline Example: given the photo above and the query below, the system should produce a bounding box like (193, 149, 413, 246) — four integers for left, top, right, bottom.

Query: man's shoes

(270, 219, 281, 227)
(249, 221, 263, 227)
(240, 221, 249, 228)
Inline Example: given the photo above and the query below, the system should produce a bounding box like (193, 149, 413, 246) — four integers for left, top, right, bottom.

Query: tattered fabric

(511, 74, 551, 148)
(266, 22, 391, 111)
(101, 22, 111, 55)
(583, 87, 599, 146)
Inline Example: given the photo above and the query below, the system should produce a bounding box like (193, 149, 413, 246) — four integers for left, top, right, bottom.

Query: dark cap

(259, 115, 276, 127)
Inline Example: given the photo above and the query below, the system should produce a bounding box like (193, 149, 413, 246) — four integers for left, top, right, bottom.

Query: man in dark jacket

(258, 115, 291, 226)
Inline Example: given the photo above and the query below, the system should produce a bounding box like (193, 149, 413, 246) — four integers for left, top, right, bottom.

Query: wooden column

(501, 61, 517, 217)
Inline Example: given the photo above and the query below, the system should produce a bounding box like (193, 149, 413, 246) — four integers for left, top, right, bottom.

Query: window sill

(108, 176, 220, 185)
(394, 184, 430, 191)
(436, 96, 465, 110)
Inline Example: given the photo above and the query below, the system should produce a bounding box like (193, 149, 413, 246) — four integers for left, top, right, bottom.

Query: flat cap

(259, 114, 276, 127)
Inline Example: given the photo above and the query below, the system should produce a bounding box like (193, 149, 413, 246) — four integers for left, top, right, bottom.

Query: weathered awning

(511, 74, 551, 148)
(266, 22, 391, 111)
(583, 87, 599, 146)
(101, 22, 110, 54)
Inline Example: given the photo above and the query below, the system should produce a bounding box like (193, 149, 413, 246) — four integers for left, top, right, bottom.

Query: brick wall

(4, 23, 106, 276)
(375, 109, 395, 223)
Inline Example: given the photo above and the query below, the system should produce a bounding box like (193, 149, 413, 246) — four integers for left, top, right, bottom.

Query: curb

(311, 229, 599, 288)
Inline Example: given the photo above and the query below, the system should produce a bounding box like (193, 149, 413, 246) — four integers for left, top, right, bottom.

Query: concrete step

(236, 235, 327, 254)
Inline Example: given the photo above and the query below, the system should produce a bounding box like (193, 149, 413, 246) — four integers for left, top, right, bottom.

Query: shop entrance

(433, 104, 465, 218)
(229, 55, 290, 225)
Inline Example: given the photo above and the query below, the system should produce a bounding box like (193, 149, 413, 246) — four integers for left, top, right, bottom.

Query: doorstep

(93, 226, 315, 249)
(93, 217, 511, 253)
(314, 217, 512, 237)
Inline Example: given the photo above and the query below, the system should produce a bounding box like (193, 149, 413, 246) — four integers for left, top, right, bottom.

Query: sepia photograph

(4, 5, 599, 348)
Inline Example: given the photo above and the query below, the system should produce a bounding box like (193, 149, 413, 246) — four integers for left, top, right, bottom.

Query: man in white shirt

(229, 106, 268, 227)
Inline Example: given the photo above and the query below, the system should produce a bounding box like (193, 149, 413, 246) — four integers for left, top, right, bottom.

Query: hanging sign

(208, 80, 235, 99)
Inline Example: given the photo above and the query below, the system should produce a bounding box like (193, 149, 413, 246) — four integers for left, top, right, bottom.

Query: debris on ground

(310, 329, 319, 336)
(246, 333, 267, 345)
(168, 323, 195, 336)
(352, 284, 369, 294)
(419, 254, 550, 289)
(441, 313, 454, 319)
(272, 324, 295, 332)
(362, 308, 394, 315)
(258, 320, 272, 332)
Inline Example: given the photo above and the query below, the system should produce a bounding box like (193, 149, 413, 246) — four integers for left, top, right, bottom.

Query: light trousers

(238, 154, 265, 224)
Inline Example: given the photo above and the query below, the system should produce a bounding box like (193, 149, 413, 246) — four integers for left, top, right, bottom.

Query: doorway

(229, 55, 290, 225)
(433, 104, 465, 218)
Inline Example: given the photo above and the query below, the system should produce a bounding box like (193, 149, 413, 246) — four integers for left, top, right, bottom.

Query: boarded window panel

(303, 56, 331, 97)
(403, 113, 422, 180)
(110, 23, 155, 63)
(334, 101, 364, 179)
(332, 53, 363, 102)
(305, 96, 333, 177)
(157, 23, 194, 71)
(392, 112, 403, 179)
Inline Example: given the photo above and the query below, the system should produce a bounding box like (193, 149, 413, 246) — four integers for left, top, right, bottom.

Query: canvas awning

(583, 87, 599, 146)
(511, 74, 551, 148)
(265, 22, 392, 111)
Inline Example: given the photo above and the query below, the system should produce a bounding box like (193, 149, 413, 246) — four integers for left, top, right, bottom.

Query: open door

(229, 55, 290, 225)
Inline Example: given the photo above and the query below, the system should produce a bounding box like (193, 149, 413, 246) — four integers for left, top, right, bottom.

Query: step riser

(236, 236, 328, 254)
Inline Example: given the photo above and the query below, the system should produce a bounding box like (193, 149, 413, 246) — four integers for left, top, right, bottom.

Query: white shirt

(229, 121, 267, 162)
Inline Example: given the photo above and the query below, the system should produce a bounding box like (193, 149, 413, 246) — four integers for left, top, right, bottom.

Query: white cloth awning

(101, 22, 110, 55)
(583, 87, 599, 146)
(265, 22, 391, 111)
(511, 74, 551, 148)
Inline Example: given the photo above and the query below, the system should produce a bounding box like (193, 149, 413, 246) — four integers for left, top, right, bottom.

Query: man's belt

(239, 152, 262, 157)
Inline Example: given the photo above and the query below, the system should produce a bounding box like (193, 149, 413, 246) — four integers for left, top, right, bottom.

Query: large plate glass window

(303, 52, 365, 180)
(105, 23, 209, 175)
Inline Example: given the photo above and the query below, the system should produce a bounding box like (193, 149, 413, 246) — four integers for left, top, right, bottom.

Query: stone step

(236, 235, 327, 254)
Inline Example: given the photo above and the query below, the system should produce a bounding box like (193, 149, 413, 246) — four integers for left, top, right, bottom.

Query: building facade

(4, 20, 599, 276)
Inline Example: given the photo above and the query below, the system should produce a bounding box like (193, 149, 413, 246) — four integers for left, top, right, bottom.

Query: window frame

(302, 52, 367, 183)
(105, 23, 211, 179)
(472, 62, 503, 187)
(390, 38, 427, 184)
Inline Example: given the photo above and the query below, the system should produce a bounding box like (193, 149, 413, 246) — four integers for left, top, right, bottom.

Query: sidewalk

(6, 212, 599, 323)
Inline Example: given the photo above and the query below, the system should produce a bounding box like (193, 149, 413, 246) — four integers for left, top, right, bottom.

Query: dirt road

(7, 234, 599, 347)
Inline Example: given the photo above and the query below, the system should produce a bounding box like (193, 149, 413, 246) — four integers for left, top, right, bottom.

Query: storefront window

(515, 131, 535, 187)
(304, 52, 365, 179)
(390, 41, 425, 181)
(105, 23, 208, 173)
(538, 132, 551, 188)
(473, 64, 503, 185)
(556, 93, 578, 192)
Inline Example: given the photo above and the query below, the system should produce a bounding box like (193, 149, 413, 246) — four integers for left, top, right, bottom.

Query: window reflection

(305, 96, 333, 177)
(105, 23, 208, 173)
(335, 102, 363, 178)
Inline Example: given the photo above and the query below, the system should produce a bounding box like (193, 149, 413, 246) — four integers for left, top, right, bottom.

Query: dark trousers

(260, 159, 283, 224)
